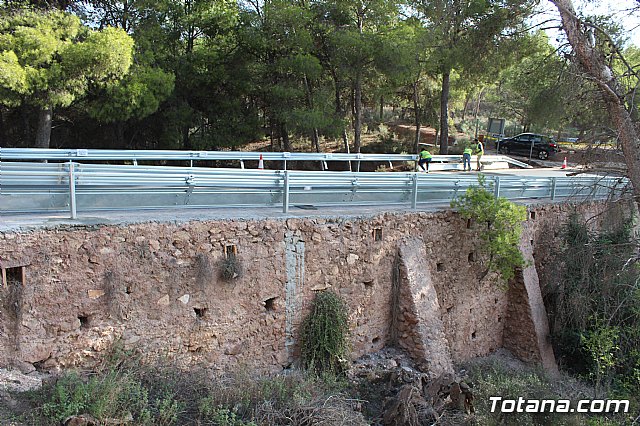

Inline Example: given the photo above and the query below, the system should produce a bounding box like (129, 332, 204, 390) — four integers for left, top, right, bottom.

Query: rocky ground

(0, 368, 48, 425)
(350, 347, 485, 425)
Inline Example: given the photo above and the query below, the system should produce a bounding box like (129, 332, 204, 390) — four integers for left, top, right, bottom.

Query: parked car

(497, 133, 560, 160)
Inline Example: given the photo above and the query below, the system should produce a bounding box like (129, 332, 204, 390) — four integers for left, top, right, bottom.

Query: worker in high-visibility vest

(463, 146, 473, 171)
(418, 148, 433, 172)
(475, 138, 484, 171)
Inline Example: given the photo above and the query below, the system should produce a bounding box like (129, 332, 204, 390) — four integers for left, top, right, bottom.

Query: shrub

(546, 213, 640, 406)
(299, 290, 350, 374)
(32, 370, 154, 425)
(20, 357, 365, 425)
(451, 175, 527, 282)
(466, 360, 584, 426)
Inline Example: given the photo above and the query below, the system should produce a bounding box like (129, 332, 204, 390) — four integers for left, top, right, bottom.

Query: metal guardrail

(0, 148, 532, 170)
(0, 161, 627, 219)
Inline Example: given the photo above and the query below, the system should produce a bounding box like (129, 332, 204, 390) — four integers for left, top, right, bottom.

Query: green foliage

(451, 175, 527, 281)
(492, 31, 571, 130)
(87, 64, 175, 123)
(0, 10, 134, 108)
(0, 0, 630, 150)
(21, 350, 362, 425)
(35, 370, 154, 425)
(300, 290, 350, 374)
(199, 403, 256, 426)
(547, 213, 640, 401)
(467, 359, 585, 425)
(581, 320, 620, 396)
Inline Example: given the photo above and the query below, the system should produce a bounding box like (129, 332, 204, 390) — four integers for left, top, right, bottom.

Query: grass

(14, 347, 366, 426)
(456, 356, 636, 426)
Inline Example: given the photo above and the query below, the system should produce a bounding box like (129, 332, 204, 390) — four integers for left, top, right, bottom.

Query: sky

(539, 0, 640, 47)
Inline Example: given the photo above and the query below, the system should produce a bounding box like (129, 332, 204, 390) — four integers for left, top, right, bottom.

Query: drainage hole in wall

(372, 336, 380, 344)
(5, 266, 24, 285)
(498, 316, 502, 323)
(530, 239, 534, 246)
(468, 252, 475, 262)
(466, 218, 472, 229)
(363, 280, 374, 288)
(373, 228, 383, 242)
(471, 331, 477, 339)
(78, 315, 90, 328)
(436, 263, 444, 272)
(264, 297, 277, 312)
(446, 306, 453, 313)
(125, 286, 132, 295)
(494, 298, 498, 304)
(194, 308, 208, 318)
(530, 211, 536, 220)
(225, 244, 237, 259)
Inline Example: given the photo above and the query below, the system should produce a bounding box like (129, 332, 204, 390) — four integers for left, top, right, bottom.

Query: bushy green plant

(34, 370, 152, 425)
(547, 213, 640, 406)
(451, 175, 528, 282)
(581, 321, 620, 397)
(21, 359, 364, 426)
(299, 290, 350, 374)
(199, 402, 257, 426)
(467, 360, 584, 426)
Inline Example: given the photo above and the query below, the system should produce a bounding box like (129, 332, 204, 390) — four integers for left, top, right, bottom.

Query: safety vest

(419, 150, 432, 159)
(477, 142, 484, 154)
(463, 147, 473, 155)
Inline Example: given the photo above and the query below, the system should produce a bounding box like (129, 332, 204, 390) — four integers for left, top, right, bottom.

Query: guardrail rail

(0, 147, 531, 170)
(0, 161, 627, 219)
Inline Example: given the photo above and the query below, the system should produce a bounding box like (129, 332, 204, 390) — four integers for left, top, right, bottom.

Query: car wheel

(538, 150, 549, 160)
(499, 145, 510, 154)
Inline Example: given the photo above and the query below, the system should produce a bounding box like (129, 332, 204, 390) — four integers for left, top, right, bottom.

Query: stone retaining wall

(0, 201, 620, 374)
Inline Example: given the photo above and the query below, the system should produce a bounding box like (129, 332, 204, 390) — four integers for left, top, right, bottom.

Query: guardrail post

(494, 176, 500, 198)
(283, 170, 290, 213)
(68, 161, 77, 219)
(550, 177, 557, 200)
(411, 173, 418, 209)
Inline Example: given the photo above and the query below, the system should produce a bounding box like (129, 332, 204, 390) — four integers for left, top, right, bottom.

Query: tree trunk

(473, 88, 484, 122)
(281, 123, 292, 152)
(182, 126, 192, 150)
(312, 128, 320, 153)
(35, 106, 52, 149)
(379, 95, 384, 122)
(331, 71, 351, 162)
(269, 120, 275, 151)
(354, 8, 364, 170)
(115, 121, 125, 148)
(551, 0, 640, 206)
(439, 70, 451, 154)
(354, 71, 362, 155)
(0, 108, 6, 146)
(303, 74, 321, 153)
(413, 82, 421, 154)
(21, 104, 31, 145)
(461, 93, 471, 121)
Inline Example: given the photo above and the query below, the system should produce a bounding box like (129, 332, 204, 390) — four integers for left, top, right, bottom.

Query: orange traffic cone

(258, 154, 264, 169)
(561, 157, 567, 169)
